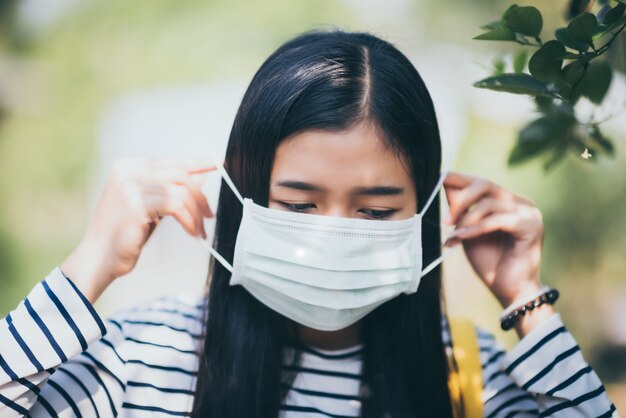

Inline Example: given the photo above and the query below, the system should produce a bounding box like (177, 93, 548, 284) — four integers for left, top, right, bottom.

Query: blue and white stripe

(0, 267, 619, 417)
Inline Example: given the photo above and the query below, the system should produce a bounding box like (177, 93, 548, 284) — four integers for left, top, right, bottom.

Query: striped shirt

(0, 266, 618, 417)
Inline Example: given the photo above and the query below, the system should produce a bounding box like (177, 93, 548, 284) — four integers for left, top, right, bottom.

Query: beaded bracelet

(499, 288, 560, 331)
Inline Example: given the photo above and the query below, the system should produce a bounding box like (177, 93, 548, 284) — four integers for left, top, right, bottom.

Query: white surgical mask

(198, 161, 453, 331)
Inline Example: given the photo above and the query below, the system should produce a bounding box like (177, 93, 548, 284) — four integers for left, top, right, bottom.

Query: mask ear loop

(420, 246, 456, 278)
(212, 159, 245, 205)
(419, 169, 449, 217)
(198, 240, 234, 273)
(195, 157, 246, 273)
(419, 167, 460, 278)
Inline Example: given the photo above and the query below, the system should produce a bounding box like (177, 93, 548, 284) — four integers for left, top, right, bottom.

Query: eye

(279, 202, 316, 212)
(359, 209, 397, 219)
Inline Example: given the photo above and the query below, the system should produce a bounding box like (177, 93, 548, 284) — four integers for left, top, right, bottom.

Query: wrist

(60, 238, 113, 304)
(513, 304, 556, 338)
(495, 281, 544, 308)
(498, 285, 559, 338)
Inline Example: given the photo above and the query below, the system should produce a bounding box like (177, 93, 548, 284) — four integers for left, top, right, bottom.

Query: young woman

(0, 29, 617, 418)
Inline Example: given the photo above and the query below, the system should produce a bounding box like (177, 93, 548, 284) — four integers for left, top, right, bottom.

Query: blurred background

(1, 0, 624, 410)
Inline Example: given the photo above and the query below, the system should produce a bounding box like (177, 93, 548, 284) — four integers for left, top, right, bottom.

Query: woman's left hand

(442, 171, 545, 308)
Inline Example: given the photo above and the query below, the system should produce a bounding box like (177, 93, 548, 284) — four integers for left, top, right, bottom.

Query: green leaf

(563, 60, 586, 85)
(561, 60, 586, 100)
(474, 27, 516, 41)
(480, 20, 504, 30)
(513, 49, 528, 73)
(502, 4, 543, 37)
(534, 95, 553, 112)
(572, 60, 613, 104)
(529, 40, 566, 82)
(514, 32, 530, 44)
(602, 3, 625, 25)
(567, 13, 599, 44)
(555, 27, 589, 51)
(542, 146, 568, 171)
(593, 15, 626, 41)
(508, 116, 560, 165)
(473, 73, 553, 96)
(493, 57, 506, 75)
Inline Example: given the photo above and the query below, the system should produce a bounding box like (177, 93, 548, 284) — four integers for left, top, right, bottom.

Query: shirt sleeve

(0, 266, 128, 417)
(478, 313, 618, 418)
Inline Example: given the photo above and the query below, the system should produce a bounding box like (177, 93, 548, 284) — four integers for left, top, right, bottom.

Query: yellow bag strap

(447, 317, 484, 418)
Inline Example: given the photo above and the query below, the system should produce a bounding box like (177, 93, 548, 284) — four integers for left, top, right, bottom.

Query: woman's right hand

(60, 158, 216, 304)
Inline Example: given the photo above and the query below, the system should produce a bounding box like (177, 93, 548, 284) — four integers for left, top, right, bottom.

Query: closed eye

(277, 202, 397, 219)
(278, 202, 316, 212)
(359, 209, 396, 219)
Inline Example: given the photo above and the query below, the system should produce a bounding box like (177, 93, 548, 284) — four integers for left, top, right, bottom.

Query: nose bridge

(323, 202, 353, 218)
(321, 195, 354, 218)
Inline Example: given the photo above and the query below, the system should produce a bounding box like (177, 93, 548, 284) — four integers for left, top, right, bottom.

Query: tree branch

(595, 23, 626, 55)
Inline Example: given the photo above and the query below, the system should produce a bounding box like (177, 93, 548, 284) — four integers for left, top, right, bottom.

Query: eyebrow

(275, 180, 404, 196)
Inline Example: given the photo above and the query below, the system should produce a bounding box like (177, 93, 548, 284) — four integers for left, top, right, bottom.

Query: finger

(444, 175, 534, 214)
(141, 167, 205, 184)
(447, 212, 520, 241)
(144, 183, 207, 238)
(177, 176, 214, 218)
(115, 158, 217, 179)
(137, 169, 213, 214)
(143, 157, 219, 172)
(143, 194, 200, 238)
(168, 183, 207, 238)
(443, 184, 461, 211)
(443, 171, 480, 189)
(513, 193, 535, 207)
(187, 166, 218, 175)
(141, 173, 213, 218)
(447, 179, 491, 225)
(450, 179, 516, 226)
(455, 197, 516, 229)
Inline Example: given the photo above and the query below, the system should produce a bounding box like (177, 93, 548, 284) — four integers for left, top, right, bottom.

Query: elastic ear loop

(197, 163, 457, 276)
(195, 157, 245, 273)
(421, 243, 457, 278)
(419, 168, 460, 278)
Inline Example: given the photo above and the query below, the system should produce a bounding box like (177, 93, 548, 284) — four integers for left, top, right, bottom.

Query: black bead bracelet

(500, 288, 560, 331)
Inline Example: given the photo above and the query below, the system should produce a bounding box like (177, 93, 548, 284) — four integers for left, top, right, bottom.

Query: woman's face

(269, 122, 418, 220)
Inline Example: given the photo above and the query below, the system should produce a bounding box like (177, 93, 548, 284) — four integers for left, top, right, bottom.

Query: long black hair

(191, 28, 453, 418)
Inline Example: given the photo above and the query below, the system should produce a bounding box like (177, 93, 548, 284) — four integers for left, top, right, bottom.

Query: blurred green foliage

(0, 0, 356, 313)
(473, 1, 625, 170)
(0, 0, 624, 391)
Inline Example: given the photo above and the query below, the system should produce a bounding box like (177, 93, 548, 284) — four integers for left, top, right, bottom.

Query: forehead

(271, 123, 413, 187)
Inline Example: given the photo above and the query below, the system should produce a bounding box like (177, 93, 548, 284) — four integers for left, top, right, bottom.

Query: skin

(269, 122, 417, 349)
(61, 121, 552, 350)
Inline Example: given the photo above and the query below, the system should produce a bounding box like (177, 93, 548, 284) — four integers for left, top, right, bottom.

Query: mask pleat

(245, 253, 414, 289)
